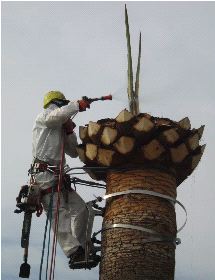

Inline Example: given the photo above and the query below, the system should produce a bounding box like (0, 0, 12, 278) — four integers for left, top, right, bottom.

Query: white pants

(35, 171, 89, 257)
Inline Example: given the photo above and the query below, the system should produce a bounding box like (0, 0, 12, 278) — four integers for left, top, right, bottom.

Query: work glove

(63, 119, 76, 135)
(78, 99, 90, 112)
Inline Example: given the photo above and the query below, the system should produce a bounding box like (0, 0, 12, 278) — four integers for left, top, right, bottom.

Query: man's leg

(42, 190, 88, 257)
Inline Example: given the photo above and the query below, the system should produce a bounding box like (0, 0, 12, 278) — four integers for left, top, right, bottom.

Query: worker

(31, 90, 91, 265)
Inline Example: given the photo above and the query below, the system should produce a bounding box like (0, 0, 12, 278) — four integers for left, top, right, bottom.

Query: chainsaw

(15, 184, 42, 278)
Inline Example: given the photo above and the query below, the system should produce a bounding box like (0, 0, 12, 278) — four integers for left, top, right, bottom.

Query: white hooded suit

(32, 101, 88, 257)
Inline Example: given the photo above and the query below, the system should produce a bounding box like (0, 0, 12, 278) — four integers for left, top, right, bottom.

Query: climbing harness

(28, 161, 60, 176)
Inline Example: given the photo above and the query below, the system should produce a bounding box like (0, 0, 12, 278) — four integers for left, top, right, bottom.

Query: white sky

(2, 2, 215, 280)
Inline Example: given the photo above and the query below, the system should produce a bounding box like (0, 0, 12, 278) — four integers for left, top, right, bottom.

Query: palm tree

(77, 5, 205, 280)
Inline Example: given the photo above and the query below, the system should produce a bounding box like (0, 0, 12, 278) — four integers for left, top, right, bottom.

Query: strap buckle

(34, 162, 48, 172)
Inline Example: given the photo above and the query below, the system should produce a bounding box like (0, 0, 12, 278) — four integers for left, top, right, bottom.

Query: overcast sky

(2, 1, 215, 280)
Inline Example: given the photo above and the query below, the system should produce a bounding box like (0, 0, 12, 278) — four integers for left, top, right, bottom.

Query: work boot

(69, 246, 85, 264)
(69, 246, 101, 270)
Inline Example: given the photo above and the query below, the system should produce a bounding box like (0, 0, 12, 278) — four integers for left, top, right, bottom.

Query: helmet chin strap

(52, 99, 70, 108)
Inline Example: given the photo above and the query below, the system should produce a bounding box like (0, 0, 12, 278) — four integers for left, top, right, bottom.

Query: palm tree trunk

(99, 168, 177, 280)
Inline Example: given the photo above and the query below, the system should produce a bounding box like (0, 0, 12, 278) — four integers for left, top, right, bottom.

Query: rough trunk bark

(99, 168, 177, 280)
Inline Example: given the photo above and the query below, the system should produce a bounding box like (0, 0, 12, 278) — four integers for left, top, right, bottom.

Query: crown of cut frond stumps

(77, 109, 205, 186)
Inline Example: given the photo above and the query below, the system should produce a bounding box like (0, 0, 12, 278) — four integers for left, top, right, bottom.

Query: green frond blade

(134, 32, 141, 114)
(125, 4, 134, 113)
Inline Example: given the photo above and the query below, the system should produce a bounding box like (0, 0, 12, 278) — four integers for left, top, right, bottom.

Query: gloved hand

(63, 119, 76, 135)
(78, 99, 90, 112)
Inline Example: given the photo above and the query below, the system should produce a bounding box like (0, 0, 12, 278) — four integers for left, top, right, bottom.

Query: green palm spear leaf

(134, 32, 141, 114)
(125, 5, 141, 115)
(125, 5, 134, 111)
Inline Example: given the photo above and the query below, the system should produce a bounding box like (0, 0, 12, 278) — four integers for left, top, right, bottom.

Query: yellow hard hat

(43, 91, 66, 108)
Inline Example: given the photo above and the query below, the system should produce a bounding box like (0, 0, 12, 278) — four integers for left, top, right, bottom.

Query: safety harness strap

(36, 163, 59, 174)
(103, 189, 187, 233)
(100, 223, 181, 245)
(29, 160, 60, 176)
(92, 188, 187, 246)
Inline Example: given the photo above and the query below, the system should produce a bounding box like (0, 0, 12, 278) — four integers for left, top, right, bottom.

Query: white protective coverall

(32, 101, 89, 257)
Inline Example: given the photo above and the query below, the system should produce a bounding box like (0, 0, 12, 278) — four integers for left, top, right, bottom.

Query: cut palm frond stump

(77, 109, 205, 280)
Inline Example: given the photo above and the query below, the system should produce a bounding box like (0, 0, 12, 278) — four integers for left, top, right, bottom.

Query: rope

(45, 190, 54, 280)
(39, 114, 78, 279)
(70, 177, 106, 189)
(49, 131, 65, 280)
(65, 165, 173, 173)
(39, 189, 54, 280)
(39, 211, 49, 279)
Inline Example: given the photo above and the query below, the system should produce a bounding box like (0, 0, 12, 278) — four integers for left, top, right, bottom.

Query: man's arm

(44, 102, 79, 128)
(65, 132, 78, 158)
